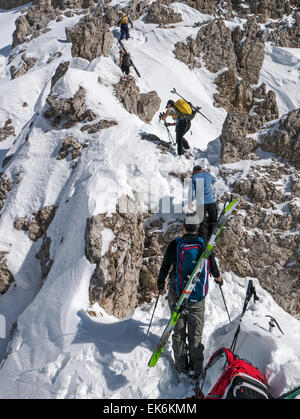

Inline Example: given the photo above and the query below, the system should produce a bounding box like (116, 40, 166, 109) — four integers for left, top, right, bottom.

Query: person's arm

(157, 240, 176, 292)
(208, 253, 223, 285)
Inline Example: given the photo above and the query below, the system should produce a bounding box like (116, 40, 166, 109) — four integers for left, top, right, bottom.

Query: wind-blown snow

(0, 1, 299, 399)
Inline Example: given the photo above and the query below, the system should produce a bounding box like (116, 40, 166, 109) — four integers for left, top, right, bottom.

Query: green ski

(148, 198, 239, 367)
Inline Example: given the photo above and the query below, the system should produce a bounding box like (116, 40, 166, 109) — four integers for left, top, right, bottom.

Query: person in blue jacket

(157, 219, 223, 380)
(191, 165, 218, 243)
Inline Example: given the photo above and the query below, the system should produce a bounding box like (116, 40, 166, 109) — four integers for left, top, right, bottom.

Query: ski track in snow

(0, 1, 299, 399)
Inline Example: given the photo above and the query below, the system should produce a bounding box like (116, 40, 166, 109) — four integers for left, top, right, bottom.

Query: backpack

(196, 348, 272, 399)
(174, 99, 196, 121)
(122, 53, 131, 67)
(175, 236, 209, 303)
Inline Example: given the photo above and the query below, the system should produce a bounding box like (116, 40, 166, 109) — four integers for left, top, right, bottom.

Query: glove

(164, 122, 170, 127)
(159, 112, 164, 121)
(215, 277, 223, 286)
(157, 282, 165, 293)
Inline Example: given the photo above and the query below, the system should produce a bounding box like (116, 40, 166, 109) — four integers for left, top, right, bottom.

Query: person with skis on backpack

(157, 217, 223, 381)
(119, 46, 133, 75)
(191, 165, 218, 244)
(117, 11, 133, 41)
(159, 99, 195, 156)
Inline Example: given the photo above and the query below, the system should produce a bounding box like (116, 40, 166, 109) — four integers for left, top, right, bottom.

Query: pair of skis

(148, 198, 239, 367)
(118, 39, 141, 78)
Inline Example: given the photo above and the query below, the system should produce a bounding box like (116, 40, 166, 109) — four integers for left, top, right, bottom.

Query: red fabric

(205, 348, 266, 399)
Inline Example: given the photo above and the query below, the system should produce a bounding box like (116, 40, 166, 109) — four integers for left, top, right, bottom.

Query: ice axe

(170, 88, 212, 124)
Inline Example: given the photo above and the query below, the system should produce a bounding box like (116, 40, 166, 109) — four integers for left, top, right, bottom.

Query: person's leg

(187, 300, 205, 376)
(175, 121, 185, 156)
(120, 24, 125, 40)
(204, 203, 218, 237)
(168, 288, 189, 372)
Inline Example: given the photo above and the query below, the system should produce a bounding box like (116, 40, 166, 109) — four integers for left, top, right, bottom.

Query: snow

(0, 1, 299, 400)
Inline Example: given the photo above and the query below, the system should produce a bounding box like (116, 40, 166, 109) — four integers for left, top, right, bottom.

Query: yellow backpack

(121, 15, 128, 24)
(175, 99, 192, 115)
(171, 99, 195, 121)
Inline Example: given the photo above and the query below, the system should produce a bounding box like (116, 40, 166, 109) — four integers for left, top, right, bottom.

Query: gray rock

(65, 15, 113, 61)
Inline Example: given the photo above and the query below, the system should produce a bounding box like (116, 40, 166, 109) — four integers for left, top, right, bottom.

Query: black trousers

(198, 203, 218, 244)
(176, 119, 191, 155)
(121, 64, 130, 75)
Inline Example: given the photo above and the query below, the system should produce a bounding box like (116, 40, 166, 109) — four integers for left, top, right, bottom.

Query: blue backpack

(175, 236, 209, 303)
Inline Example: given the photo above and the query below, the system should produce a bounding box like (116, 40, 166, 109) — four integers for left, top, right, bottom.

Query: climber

(191, 165, 218, 243)
(157, 217, 223, 381)
(117, 12, 133, 41)
(159, 99, 195, 156)
(119, 46, 133, 75)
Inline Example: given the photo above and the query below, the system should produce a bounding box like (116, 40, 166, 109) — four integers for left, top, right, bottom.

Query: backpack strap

(206, 347, 235, 370)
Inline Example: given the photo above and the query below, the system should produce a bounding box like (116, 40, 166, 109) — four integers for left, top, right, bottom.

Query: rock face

(0, 120, 15, 142)
(138, 216, 183, 303)
(0, 0, 28, 9)
(85, 200, 145, 319)
(10, 54, 37, 79)
(220, 109, 258, 163)
(0, 175, 13, 212)
(260, 109, 300, 169)
(0, 252, 14, 295)
(216, 161, 300, 318)
(114, 76, 161, 123)
(180, 0, 216, 15)
(144, 3, 183, 25)
(45, 86, 96, 129)
(14, 205, 57, 242)
(12, 2, 60, 48)
(65, 15, 113, 61)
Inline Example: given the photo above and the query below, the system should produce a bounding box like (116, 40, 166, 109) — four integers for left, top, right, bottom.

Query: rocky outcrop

(45, 86, 96, 129)
(260, 109, 300, 169)
(85, 199, 145, 319)
(267, 11, 300, 48)
(0, 0, 28, 9)
(174, 16, 265, 85)
(80, 119, 118, 134)
(216, 162, 300, 317)
(220, 109, 258, 163)
(144, 3, 183, 25)
(0, 120, 15, 142)
(14, 205, 57, 242)
(114, 76, 161, 123)
(35, 235, 53, 281)
(50, 61, 70, 89)
(56, 136, 84, 161)
(10, 53, 37, 79)
(138, 216, 183, 303)
(174, 19, 236, 71)
(65, 15, 113, 61)
(180, 0, 216, 15)
(0, 175, 13, 213)
(233, 17, 265, 85)
(12, 1, 60, 48)
(0, 252, 14, 295)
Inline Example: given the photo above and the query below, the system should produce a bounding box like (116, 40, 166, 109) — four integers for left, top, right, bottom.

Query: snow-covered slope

(0, 2, 299, 399)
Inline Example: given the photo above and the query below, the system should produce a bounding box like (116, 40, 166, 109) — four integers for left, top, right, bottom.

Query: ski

(148, 198, 239, 367)
(118, 40, 141, 77)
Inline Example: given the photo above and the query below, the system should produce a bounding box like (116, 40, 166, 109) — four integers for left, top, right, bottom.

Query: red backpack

(196, 348, 272, 399)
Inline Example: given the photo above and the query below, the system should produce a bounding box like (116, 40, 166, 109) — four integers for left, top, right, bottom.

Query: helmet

(166, 100, 175, 108)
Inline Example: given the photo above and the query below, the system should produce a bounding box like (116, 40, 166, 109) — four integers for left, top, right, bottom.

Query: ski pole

(170, 88, 212, 124)
(219, 284, 231, 323)
(230, 280, 259, 354)
(147, 294, 160, 335)
(164, 121, 175, 145)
